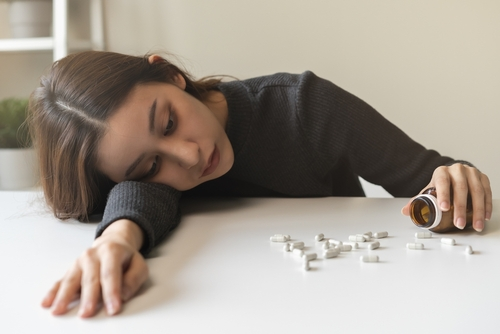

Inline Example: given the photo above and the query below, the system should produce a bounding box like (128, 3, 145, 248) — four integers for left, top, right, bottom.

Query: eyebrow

(124, 99, 157, 179)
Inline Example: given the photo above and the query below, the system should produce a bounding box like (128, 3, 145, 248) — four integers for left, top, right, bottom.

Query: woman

(28, 51, 492, 318)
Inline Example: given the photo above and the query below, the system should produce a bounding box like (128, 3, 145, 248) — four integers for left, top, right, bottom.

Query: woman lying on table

(28, 51, 492, 318)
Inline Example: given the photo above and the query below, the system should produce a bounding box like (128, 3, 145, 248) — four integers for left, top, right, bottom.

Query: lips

(201, 145, 220, 178)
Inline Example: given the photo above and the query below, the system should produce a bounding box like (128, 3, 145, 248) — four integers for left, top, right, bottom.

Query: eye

(163, 113, 175, 136)
(143, 156, 159, 179)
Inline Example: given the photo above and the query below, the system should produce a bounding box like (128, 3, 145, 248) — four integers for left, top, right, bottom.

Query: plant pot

(8, 0, 53, 38)
(0, 148, 38, 190)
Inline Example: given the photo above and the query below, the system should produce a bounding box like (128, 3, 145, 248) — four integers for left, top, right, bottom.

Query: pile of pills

(270, 230, 475, 271)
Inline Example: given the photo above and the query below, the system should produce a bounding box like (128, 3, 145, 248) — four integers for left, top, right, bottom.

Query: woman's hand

(402, 163, 492, 232)
(41, 219, 148, 318)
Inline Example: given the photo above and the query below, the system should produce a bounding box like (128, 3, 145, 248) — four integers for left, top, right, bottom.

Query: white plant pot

(8, 0, 53, 38)
(0, 148, 38, 190)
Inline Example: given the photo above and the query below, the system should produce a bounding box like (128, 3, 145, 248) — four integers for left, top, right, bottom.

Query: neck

(202, 90, 228, 129)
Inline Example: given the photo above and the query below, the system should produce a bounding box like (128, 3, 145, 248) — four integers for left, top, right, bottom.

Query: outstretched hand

(402, 163, 492, 232)
(41, 219, 148, 317)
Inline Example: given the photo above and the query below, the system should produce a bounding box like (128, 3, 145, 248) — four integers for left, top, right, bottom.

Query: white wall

(1, 0, 499, 197)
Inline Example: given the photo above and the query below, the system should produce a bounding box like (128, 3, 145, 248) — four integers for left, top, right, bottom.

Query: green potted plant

(0, 97, 38, 190)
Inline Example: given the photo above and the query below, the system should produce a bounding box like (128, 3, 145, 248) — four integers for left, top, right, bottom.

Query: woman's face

(97, 76, 234, 191)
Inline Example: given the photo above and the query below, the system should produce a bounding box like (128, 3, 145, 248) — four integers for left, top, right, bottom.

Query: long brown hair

(28, 51, 222, 221)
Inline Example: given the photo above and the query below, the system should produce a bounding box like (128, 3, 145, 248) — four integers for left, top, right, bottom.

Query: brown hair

(28, 51, 222, 221)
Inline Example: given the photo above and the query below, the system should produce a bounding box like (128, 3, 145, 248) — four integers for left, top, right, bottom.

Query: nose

(163, 139, 200, 169)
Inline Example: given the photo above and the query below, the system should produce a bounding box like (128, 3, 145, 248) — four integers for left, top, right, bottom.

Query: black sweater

(96, 71, 458, 255)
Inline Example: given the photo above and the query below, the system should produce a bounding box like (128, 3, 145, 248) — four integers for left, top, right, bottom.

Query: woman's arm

(42, 219, 147, 317)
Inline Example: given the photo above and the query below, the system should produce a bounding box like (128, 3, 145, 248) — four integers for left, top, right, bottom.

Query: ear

(147, 54, 163, 65)
(171, 72, 187, 91)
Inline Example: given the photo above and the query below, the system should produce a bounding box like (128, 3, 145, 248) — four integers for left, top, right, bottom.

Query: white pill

(328, 239, 343, 246)
(360, 255, 379, 263)
(270, 235, 288, 242)
(373, 231, 388, 239)
(339, 244, 352, 252)
(349, 235, 366, 242)
(303, 260, 310, 271)
(324, 248, 340, 258)
(293, 249, 304, 257)
(284, 235, 291, 241)
(303, 253, 317, 261)
(289, 242, 304, 250)
(364, 231, 373, 237)
(284, 243, 291, 252)
(415, 232, 432, 239)
(368, 241, 380, 250)
(347, 242, 359, 249)
(322, 243, 330, 250)
(363, 234, 372, 241)
(465, 245, 474, 254)
(441, 238, 456, 245)
(315, 233, 324, 241)
(407, 243, 424, 250)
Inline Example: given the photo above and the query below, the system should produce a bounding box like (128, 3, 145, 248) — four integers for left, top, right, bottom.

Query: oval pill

(347, 242, 358, 249)
(270, 235, 288, 242)
(284, 243, 291, 252)
(340, 244, 352, 252)
(373, 231, 388, 239)
(303, 261, 310, 271)
(415, 232, 432, 239)
(406, 243, 424, 250)
(349, 235, 366, 242)
(303, 253, 317, 261)
(465, 245, 474, 254)
(328, 239, 343, 246)
(441, 238, 456, 245)
(324, 248, 340, 258)
(293, 249, 304, 257)
(315, 233, 324, 241)
(289, 242, 304, 250)
(364, 231, 373, 238)
(360, 255, 379, 263)
(368, 241, 380, 250)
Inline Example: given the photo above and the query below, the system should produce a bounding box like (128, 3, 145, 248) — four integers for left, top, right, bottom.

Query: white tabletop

(1, 191, 499, 334)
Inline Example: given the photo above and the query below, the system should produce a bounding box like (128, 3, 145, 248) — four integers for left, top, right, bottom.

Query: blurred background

(0, 0, 498, 196)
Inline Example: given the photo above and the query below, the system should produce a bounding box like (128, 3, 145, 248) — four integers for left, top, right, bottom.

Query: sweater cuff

(95, 181, 182, 256)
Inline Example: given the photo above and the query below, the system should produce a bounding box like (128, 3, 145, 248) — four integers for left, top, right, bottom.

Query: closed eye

(163, 112, 175, 136)
(142, 155, 159, 179)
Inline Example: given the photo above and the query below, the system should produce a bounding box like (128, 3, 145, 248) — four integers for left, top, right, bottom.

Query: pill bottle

(409, 187, 473, 233)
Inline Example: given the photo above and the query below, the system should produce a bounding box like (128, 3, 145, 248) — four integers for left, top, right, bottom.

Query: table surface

(1, 191, 499, 334)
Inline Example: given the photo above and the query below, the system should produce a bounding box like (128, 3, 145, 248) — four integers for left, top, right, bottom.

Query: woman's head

(29, 51, 232, 221)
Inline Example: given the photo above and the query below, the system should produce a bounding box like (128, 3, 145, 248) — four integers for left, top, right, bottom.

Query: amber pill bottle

(409, 187, 473, 233)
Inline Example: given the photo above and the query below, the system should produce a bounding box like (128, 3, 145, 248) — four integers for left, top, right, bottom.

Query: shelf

(0, 37, 93, 53)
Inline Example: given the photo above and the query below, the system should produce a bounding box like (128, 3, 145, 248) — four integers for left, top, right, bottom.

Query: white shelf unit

(0, 0, 104, 61)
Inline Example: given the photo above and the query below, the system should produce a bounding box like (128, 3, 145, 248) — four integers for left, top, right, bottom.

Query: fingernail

(121, 288, 131, 302)
(440, 201, 450, 211)
(485, 212, 491, 221)
(455, 218, 465, 229)
(106, 299, 119, 315)
(78, 303, 91, 317)
(475, 220, 484, 232)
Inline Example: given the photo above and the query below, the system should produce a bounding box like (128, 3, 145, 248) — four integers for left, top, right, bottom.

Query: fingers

(121, 253, 149, 302)
(41, 280, 61, 308)
(78, 249, 102, 318)
(50, 261, 83, 315)
(481, 173, 493, 221)
(431, 166, 452, 211)
(99, 243, 126, 316)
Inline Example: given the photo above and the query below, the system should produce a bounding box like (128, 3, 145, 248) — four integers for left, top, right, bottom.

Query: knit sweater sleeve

(95, 181, 182, 255)
(297, 71, 467, 197)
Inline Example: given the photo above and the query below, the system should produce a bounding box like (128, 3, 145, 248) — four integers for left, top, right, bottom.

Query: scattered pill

(284, 235, 291, 240)
(322, 243, 330, 250)
(465, 245, 474, 254)
(324, 248, 340, 258)
(284, 243, 291, 252)
(289, 242, 304, 250)
(347, 242, 359, 249)
(293, 249, 305, 257)
(360, 255, 379, 263)
(373, 231, 388, 239)
(303, 253, 318, 261)
(368, 241, 380, 250)
(364, 232, 373, 238)
(349, 235, 366, 242)
(315, 233, 325, 241)
(303, 260, 310, 271)
(328, 239, 343, 246)
(407, 243, 424, 250)
(441, 238, 456, 245)
(415, 232, 432, 239)
(363, 234, 372, 240)
(270, 235, 288, 242)
(339, 244, 352, 252)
